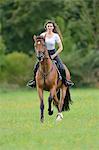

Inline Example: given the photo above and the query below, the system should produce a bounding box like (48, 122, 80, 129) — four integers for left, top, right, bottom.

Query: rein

(39, 65, 53, 79)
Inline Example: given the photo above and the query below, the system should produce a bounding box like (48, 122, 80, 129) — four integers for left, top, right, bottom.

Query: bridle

(34, 36, 53, 78)
(34, 37, 49, 62)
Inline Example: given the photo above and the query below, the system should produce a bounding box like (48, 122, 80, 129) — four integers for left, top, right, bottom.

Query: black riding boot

(53, 55, 74, 87)
(27, 62, 39, 88)
(60, 68, 74, 87)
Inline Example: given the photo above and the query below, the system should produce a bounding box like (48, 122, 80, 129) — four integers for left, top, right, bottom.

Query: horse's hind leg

(59, 86, 67, 112)
(56, 86, 67, 121)
(53, 92, 60, 112)
(37, 87, 44, 122)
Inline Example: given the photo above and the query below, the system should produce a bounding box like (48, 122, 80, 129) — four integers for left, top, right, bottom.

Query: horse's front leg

(37, 87, 44, 122)
(48, 87, 56, 115)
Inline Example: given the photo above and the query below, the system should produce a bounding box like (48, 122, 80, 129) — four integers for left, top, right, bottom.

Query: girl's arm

(51, 40, 63, 59)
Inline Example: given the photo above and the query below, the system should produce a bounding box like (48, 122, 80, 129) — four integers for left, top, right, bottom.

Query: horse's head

(33, 35, 46, 62)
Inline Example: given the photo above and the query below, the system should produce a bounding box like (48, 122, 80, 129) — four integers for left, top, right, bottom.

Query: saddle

(53, 60, 62, 81)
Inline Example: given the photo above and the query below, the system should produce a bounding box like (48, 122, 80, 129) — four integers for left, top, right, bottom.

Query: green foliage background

(0, 0, 99, 87)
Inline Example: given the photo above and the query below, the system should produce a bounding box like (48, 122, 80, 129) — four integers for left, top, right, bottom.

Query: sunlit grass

(0, 88, 99, 150)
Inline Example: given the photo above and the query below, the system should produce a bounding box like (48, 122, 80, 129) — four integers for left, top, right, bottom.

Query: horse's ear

(33, 35, 36, 41)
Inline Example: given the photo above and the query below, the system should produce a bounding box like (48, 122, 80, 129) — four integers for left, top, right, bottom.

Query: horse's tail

(62, 87, 73, 111)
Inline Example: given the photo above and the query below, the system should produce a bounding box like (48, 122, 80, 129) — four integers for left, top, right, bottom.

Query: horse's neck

(40, 57, 52, 73)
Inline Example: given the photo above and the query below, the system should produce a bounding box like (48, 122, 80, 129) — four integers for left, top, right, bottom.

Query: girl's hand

(51, 54, 56, 59)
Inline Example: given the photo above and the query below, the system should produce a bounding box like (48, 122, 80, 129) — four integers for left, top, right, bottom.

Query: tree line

(0, 0, 99, 87)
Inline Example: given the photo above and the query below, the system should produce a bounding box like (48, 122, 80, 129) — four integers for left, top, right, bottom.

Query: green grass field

(0, 88, 99, 150)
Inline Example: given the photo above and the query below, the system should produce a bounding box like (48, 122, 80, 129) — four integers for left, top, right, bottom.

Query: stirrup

(59, 75, 62, 80)
(63, 80, 74, 87)
(66, 80, 74, 87)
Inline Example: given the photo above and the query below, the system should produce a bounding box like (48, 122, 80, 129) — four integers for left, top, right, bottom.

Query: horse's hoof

(48, 110, 53, 116)
(56, 113, 63, 121)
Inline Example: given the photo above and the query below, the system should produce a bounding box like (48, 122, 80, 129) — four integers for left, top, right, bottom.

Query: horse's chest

(36, 69, 56, 90)
(43, 80, 52, 91)
(43, 78, 53, 90)
(37, 77, 54, 90)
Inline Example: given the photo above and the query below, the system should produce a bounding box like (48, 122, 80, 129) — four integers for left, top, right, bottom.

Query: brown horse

(33, 35, 72, 122)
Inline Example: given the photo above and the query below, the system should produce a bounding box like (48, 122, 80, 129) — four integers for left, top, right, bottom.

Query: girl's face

(46, 23, 54, 32)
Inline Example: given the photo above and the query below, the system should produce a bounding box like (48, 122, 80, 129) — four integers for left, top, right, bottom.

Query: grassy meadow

(0, 88, 99, 150)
